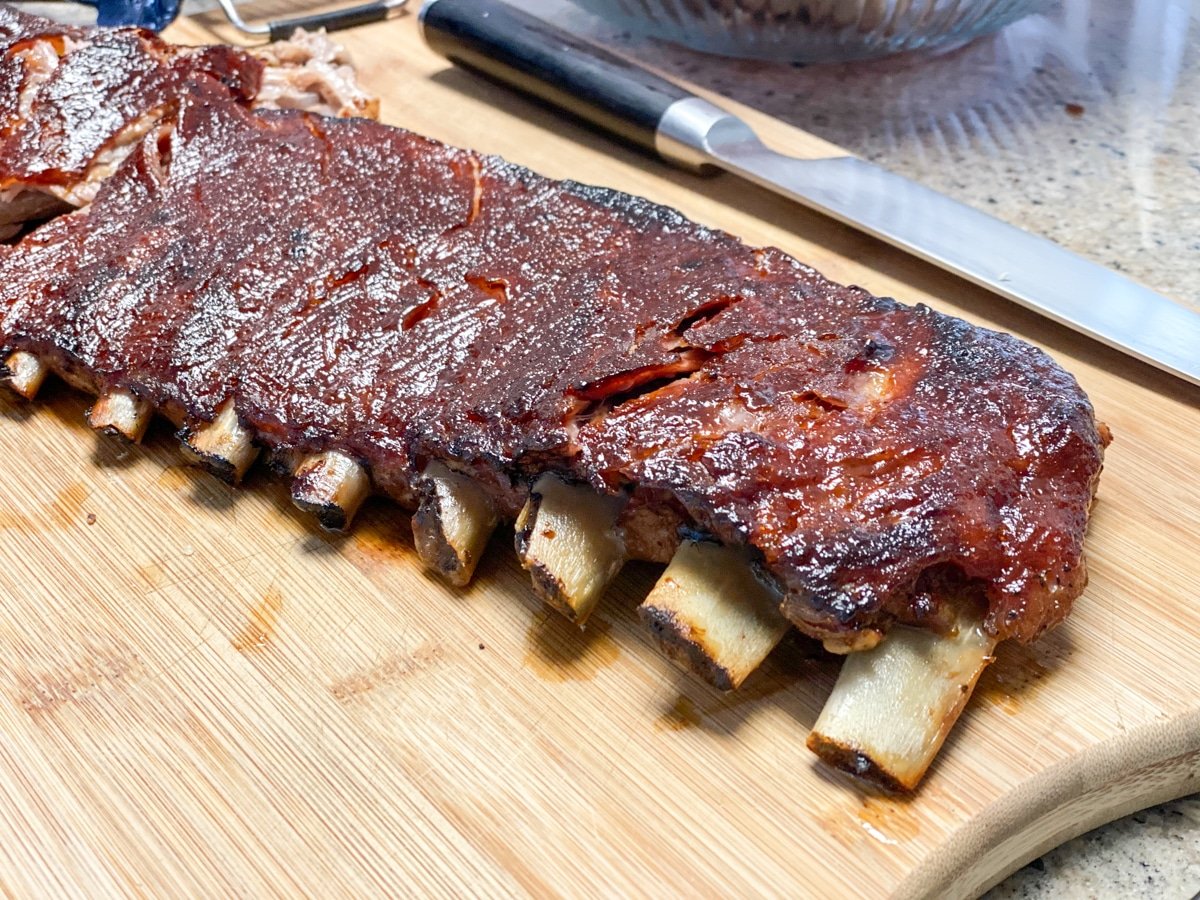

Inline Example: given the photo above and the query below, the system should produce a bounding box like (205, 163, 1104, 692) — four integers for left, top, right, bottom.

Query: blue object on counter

(83, 0, 182, 31)
(78, 0, 404, 36)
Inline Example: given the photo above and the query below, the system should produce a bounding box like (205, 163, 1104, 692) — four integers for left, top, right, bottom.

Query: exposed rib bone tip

(87, 387, 152, 442)
(2, 351, 47, 400)
(412, 461, 498, 587)
(179, 401, 259, 484)
(639, 539, 789, 692)
(807, 609, 996, 792)
(290, 450, 370, 531)
(822, 630, 884, 655)
(515, 474, 626, 624)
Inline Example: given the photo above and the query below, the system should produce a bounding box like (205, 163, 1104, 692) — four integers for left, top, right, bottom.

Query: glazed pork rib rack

(0, 8, 1107, 790)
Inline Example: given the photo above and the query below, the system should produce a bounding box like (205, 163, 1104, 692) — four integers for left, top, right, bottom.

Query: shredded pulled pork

(250, 29, 380, 120)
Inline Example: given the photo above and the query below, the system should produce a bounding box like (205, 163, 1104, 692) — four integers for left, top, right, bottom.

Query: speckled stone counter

(985, 798, 1200, 898)
(537, 0, 1200, 894)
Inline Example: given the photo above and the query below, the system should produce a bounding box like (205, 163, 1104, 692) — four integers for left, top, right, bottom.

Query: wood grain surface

(0, 10, 1196, 898)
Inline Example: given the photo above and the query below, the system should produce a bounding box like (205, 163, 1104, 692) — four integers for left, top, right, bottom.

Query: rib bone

(87, 388, 152, 442)
(639, 539, 789, 692)
(514, 474, 626, 624)
(2, 351, 47, 399)
(179, 401, 259, 484)
(807, 608, 996, 792)
(290, 450, 370, 531)
(412, 462, 498, 586)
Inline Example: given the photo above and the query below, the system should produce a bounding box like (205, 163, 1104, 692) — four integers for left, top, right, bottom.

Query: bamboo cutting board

(0, 11, 1196, 898)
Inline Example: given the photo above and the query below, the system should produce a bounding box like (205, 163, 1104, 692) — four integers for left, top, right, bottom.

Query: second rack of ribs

(0, 84, 1106, 647)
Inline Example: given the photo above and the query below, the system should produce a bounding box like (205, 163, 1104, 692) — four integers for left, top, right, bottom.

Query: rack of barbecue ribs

(0, 6, 1108, 791)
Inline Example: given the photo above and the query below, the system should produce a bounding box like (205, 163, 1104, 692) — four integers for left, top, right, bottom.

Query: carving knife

(419, 0, 1200, 387)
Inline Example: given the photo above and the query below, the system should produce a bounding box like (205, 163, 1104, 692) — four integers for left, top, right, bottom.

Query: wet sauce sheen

(0, 6, 261, 188)
(0, 56, 1107, 645)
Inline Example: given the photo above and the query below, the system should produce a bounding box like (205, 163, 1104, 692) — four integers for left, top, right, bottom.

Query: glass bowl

(568, 0, 1054, 62)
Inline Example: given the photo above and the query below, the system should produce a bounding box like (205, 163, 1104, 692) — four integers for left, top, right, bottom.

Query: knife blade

(419, 0, 1200, 387)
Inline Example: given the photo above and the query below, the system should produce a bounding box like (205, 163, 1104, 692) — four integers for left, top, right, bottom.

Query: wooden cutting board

(0, 11, 1196, 898)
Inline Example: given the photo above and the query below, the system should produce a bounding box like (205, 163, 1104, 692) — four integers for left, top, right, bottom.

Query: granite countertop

(541, 0, 1200, 895)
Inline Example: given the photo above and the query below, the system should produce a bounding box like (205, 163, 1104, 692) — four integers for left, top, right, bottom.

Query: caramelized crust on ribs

(0, 86, 1107, 646)
(0, 7, 261, 209)
(0, 6, 378, 237)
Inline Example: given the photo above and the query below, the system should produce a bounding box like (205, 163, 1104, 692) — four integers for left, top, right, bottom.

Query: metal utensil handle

(268, 0, 400, 41)
(419, 0, 695, 157)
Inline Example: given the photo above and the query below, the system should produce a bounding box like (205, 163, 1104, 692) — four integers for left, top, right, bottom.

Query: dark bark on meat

(0, 7, 262, 192)
(0, 56, 1107, 646)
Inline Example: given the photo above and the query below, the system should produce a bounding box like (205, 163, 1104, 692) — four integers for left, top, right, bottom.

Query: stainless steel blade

(656, 98, 1200, 387)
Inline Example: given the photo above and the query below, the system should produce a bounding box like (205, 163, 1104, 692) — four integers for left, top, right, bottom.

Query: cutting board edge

(898, 706, 1200, 899)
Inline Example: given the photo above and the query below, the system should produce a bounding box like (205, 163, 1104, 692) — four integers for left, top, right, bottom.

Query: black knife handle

(419, 0, 694, 157)
(268, 2, 395, 42)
